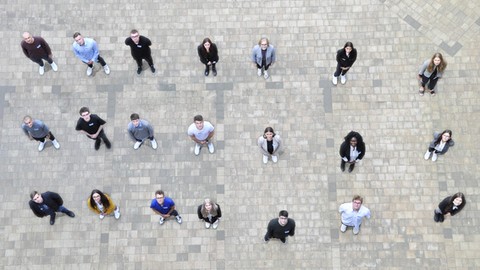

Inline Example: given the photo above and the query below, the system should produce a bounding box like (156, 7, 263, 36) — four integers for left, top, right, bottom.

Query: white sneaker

(86, 67, 93, 76)
(50, 62, 58, 72)
(207, 142, 215, 153)
(39, 66, 45, 75)
(212, 220, 219, 229)
(424, 151, 431, 160)
(38, 142, 45, 152)
(432, 153, 438, 162)
(332, 75, 338, 85)
(52, 139, 60, 149)
(263, 155, 268, 164)
(272, 155, 278, 163)
(151, 139, 158, 150)
(159, 217, 165, 225)
(353, 227, 360, 235)
(175, 215, 182, 224)
(340, 75, 347, 84)
(134, 141, 142, 150)
(205, 222, 211, 229)
(194, 143, 201, 156)
(264, 70, 269, 79)
(99, 214, 105, 220)
(103, 65, 110, 75)
(340, 224, 347, 233)
(257, 68, 262, 77)
(114, 208, 120, 220)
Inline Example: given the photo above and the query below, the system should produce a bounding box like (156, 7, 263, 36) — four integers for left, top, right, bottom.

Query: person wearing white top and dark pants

(257, 127, 282, 164)
(339, 195, 371, 235)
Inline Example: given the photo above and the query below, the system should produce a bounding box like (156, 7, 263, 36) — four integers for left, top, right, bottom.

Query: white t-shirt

(187, 121, 214, 141)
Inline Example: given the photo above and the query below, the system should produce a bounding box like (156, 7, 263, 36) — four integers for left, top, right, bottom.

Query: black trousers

(33, 132, 55, 142)
(31, 56, 53, 67)
(421, 75, 438, 90)
(86, 56, 107, 67)
(134, 54, 154, 68)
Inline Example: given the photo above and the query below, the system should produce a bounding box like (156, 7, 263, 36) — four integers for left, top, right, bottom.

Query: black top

(76, 114, 106, 135)
(197, 204, 222, 220)
(438, 196, 466, 216)
(21, 36, 52, 59)
(339, 140, 366, 160)
(125, 36, 152, 58)
(197, 43, 219, 64)
(336, 48, 357, 68)
(29, 191, 64, 217)
(266, 218, 296, 239)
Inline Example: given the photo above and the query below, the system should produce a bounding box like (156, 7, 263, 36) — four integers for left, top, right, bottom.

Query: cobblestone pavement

(1, 0, 479, 269)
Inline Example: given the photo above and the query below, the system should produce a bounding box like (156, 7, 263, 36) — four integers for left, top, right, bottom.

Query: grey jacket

(127, 119, 154, 141)
(257, 135, 282, 156)
(419, 59, 444, 79)
(428, 132, 454, 155)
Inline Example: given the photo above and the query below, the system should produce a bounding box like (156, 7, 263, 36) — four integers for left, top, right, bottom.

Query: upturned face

(194, 120, 204, 130)
(441, 133, 451, 142)
(130, 32, 140, 44)
(74, 35, 85, 46)
(453, 197, 462, 206)
(32, 193, 43, 204)
(345, 46, 352, 54)
(433, 57, 441, 66)
(24, 118, 33, 128)
(265, 131, 274, 141)
(81, 111, 91, 122)
(350, 137, 358, 147)
(278, 216, 288, 226)
(155, 194, 165, 204)
(132, 119, 140, 127)
(352, 200, 362, 211)
(92, 193, 101, 203)
(260, 39, 268, 50)
(203, 42, 211, 50)
(23, 33, 34, 44)
(205, 202, 212, 211)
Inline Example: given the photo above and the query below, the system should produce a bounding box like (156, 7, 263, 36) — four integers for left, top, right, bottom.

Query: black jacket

(336, 48, 357, 68)
(197, 43, 219, 65)
(29, 191, 64, 217)
(125, 36, 152, 58)
(339, 140, 366, 161)
(438, 196, 466, 216)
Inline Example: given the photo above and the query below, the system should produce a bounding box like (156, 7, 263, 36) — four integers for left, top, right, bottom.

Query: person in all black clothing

(29, 191, 75, 225)
(125, 29, 155, 74)
(339, 131, 366, 173)
(264, 210, 295, 244)
(434, 192, 466, 223)
(332, 41, 357, 85)
(75, 107, 111, 150)
(197, 37, 219, 76)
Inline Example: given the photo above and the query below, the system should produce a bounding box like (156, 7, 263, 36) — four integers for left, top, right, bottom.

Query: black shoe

(212, 67, 217, 76)
(104, 138, 111, 149)
(66, 211, 75, 218)
(280, 238, 286, 243)
(348, 164, 355, 173)
(150, 66, 156, 73)
(94, 139, 101, 150)
(50, 215, 55, 225)
(137, 67, 142, 75)
(204, 68, 209, 76)
(434, 211, 440, 222)
(340, 163, 345, 172)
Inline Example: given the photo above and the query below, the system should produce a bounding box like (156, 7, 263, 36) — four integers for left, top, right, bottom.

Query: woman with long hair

(339, 131, 366, 173)
(87, 189, 120, 220)
(424, 130, 454, 162)
(418, 52, 447, 96)
(332, 41, 357, 85)
(257, 127, 282, 164)
(197, 198, 222, 229)
(434, 192, 466, 222)
(197, 37, 219, 76)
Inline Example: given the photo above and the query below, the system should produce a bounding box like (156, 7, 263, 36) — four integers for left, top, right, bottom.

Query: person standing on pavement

(72, 32, 110, 77)
(332, 41, 357, 85)
(187, 115, 215, 156)
(418, 52, 447, 96)
(21, 32, 58, 75)
(424, 130, 454, 162)
(197, 37, 219, 77)
(339, 195, 371, 235)
(22, 115, 60, 151)
(150, 190, 183, 225)
(87, 189, 121, 220)
(264, 210, 295, 244)
(75, 107, 111, 150)
(339, 131, 365, 173)
(251, 37, 276, 79)
(125, 29, 155, 75)
(257, 127, 282, 164)
(127, 113, 158, 150)
(434, 192, 466, 223)
(197, 198, 222, 229)
(29, 191, 75, 225)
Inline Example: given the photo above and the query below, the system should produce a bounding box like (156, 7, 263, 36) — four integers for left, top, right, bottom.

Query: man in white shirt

(339, 195, 371, 235)
(187, 115, 215, 156)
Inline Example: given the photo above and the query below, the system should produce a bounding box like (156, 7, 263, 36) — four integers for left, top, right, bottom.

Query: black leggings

(421, 75, 438, 90)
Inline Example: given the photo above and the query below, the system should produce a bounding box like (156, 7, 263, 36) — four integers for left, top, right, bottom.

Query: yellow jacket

(87, 194, 116, 215)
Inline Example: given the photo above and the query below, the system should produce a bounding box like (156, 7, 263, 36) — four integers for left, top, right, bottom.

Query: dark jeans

(341, 160, 355, 170)
(334, 64, 350, 77)
(421, 75, 438, 90)
(204, 63, 216, 70)
(86, 56, 107, 68)
(32, 132, 55, 142)
(87, 130, 110, 143)
(134, 55, 154, 68)
(428, 147, 443, 154)
(31, 56, 53, 67)
(135, 136, 154, 142)
(256, 63, 271, 71)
